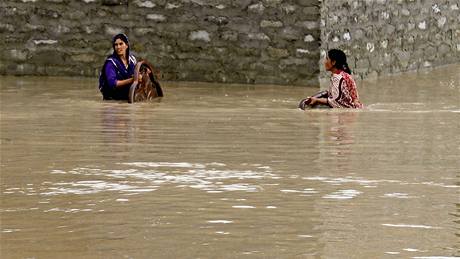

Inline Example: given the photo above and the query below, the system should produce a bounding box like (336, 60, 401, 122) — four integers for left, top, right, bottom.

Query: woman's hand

(298, 97, 311, 110)
(309, 97, 318, 106)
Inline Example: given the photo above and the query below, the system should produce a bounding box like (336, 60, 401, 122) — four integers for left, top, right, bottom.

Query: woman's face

(114, 39, 128, 57)
(324, 56, 335, 71)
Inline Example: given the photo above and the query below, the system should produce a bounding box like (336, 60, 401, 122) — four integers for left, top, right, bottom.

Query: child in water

(299, 49, 363, 109)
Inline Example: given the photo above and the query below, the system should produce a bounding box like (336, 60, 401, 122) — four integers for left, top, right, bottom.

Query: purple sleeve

(104, 62, 117, 89)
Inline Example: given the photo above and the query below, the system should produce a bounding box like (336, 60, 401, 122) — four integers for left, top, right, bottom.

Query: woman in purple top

(99, 34, 137, 100)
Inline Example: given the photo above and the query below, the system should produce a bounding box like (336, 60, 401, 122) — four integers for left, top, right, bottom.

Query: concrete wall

(320, 0, 460, 80)
(0, 0, 321, 86)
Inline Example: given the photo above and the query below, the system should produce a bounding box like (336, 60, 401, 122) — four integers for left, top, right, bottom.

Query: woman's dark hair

(327, 49, 351, 74)
(112, 33, 130, 59)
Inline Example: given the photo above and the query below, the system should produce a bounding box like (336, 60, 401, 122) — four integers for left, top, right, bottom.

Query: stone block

(220, 31, 238, 42)
(281, 27, 300, 40)
(352, 29, 365, 40)
(304, 34, 315, 42)
(248, 3, 265, 14)
(71, 53, 97, 63)
(296, 21, 319, 30)
(436, 16, 447, 29)
(281, 4, 297, 14)
(0, 23, 15, 33)
(44, 65, 79, 76)
(302, 6, 319, 15)
(266, 47, 289, 58)
(355, 58, 370, 69)
(7, 49, 28, 62)
(437, 44, 451, 56)
(134, 27, 156, 36)
(262, 0, 283, 7)
(146, 14, 166, 22)
(30, 50, 66, 65)
(247, 33, 271, 41)
(260, 20, 283, 28)
(104, 25, 125, 36)
(280, 57, 311, 66)
(395, 50, 411, 68)
(134, 0, 156, 8)
(189, 30, 211, 42)
(423, 46, 437, 59)
(205, 16, 229, 26)
(297, 0, 317, 7)
(14, 63, 36, 75)
(68, 10, 86, 20)
(102, 0, 127, 6)
(250, 62, 275, 72)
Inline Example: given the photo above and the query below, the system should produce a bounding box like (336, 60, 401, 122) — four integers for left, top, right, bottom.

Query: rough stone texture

(0, 0, 320, 85)
(1, 0, 459, 85)
(320, 0, 460, 81)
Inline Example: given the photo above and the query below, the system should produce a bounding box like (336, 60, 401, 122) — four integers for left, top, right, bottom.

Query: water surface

(1, 65, 459, 258)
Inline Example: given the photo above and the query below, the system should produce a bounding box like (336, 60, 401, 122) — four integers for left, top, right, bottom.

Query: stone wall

(0, 0, 321, 85)
(1, 0, 459, 86)
(320, 0, 460, 80)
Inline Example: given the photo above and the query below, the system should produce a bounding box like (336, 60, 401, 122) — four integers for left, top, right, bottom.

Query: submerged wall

(320, 0, 460, 80)
(0, 0, 459, 85)
(0, 0, 321, 86)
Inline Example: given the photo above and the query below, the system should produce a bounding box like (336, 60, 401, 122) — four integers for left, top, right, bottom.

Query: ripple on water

(303, 176, 459, 189)
(30, 162, 279, 197)
(366, 103, 460, 113)
(232, 205, 255, 209)
(280, 188, 318, 195)
(383, 193, 418, 199)
(40, 181, 156, 196)
(207, 220, 233, 224)
(323, 189, 362, 200)
(381, 224, 441, 229)
(2, 229, 21, 233)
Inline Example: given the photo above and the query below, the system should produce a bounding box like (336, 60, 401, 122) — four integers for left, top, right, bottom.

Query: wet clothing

(99, 54, 137, 100)
(327, 70, 362, 109)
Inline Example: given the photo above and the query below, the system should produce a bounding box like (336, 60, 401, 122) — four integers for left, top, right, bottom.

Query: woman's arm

(309, 97, 329, 106)
(104, 62, 134, 89)
(116, 77, 134, 87)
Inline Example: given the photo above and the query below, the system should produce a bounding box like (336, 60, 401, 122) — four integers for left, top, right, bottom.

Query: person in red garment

(299, 49, 363, 109)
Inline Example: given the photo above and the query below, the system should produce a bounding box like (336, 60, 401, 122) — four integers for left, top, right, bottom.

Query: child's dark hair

(328, 49, 351, 74)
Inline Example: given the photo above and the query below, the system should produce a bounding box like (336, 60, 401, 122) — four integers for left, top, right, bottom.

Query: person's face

(114, 39, 128, 57)
(324, 56, 335, 71)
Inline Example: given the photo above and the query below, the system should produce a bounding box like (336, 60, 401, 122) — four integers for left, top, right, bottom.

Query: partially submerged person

(299, 49, 363, 109)
(99, 33, 137, 100)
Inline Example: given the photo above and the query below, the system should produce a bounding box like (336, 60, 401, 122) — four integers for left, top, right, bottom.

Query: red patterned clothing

(327, 71, 363, 109)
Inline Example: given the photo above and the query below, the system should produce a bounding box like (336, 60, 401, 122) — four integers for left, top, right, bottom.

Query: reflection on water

(1, 65, 459, 258)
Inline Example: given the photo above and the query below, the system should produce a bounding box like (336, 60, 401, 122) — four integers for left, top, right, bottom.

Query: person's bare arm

(116, 77, 134, 88)
(309, 97, 328, 106)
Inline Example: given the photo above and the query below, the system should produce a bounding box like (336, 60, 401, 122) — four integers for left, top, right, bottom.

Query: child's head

(325, 49, 351, 74)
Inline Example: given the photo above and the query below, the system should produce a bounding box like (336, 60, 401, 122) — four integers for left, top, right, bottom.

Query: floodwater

(1, 64, 459, 259)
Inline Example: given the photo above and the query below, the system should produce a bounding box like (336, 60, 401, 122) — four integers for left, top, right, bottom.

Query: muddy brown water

(1, 65, 459, 258)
